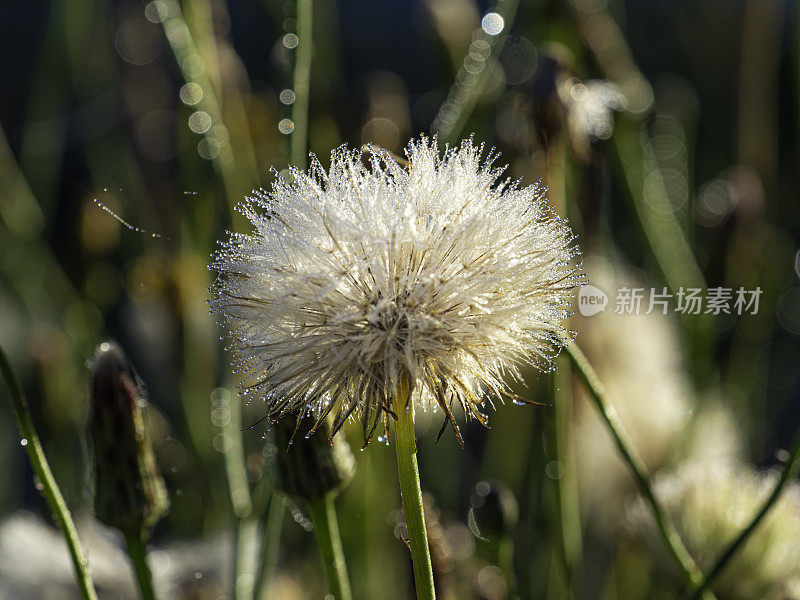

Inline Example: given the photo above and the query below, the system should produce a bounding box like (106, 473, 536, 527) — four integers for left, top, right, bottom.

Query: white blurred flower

(564, 79, 625, 143)
(0, 512, 229, 599)
(210, 138, 583, 444)
(632, 462, 800, 600)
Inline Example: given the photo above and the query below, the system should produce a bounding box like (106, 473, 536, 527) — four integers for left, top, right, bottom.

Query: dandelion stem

(564, 342, 716, 599)
(393, 384, 436, 600)
(290, 0, 313, 170)
(308, 494, 353, 600)
(124, 530, 157, 600)
(682, 426, 800, 600)
(0, 346, 99, 600)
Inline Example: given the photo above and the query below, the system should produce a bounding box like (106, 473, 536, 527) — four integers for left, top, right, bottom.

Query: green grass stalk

(564, 342, 716, 600)
(682, 426, 800, 600)
(290, 0, 313, 170)
(0, 345, 99, 600)
(308, 494, 353, 600)
(124, 531, 157, 600)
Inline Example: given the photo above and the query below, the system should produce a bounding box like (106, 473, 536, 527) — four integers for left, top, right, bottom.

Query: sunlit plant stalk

(545, 140, 582, 594)
(432, 0, 520, 144)
(564, 342, 717, 600)
(308, 494, 353, 600)
(569, 2, 713, 379)
(393, 381, 436, 600)
(682, 427, 800, 600)
(157, 0, 252, 221)
(216, 390, 259, 600)
(290, 0, 313, 169)
(253, 495, 285, 599)
(610, 118, 713, 379)
(0, 345, 99, 600)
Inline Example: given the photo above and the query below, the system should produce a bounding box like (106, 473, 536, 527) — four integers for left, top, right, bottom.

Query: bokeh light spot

(279, 89, 296, 105)
(278, 118, 295, 134)
(188, 111, 212, 134)
(179, 82, 203, 106)
(481, 13, 504, 36)
(283, 33, 299, 49)
(144, 1, 168, 23)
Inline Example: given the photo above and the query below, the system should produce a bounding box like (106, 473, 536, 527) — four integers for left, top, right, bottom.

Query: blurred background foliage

(1, 0, 799, 598)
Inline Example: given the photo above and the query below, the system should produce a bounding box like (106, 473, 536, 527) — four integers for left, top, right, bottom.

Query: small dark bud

(528, 50, 573, 149)
(271, 416, 355, 501)
(89, 341, 168, 536)
(468, 481, 519, 540)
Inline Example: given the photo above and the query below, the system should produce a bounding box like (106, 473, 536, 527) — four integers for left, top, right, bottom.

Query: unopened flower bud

(272, 416, 355, 501)
(89, 341, 168, 535)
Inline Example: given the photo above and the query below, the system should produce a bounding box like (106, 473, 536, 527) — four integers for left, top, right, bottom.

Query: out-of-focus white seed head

(209, 137, 583, 445)
(630, 461, 800, 600)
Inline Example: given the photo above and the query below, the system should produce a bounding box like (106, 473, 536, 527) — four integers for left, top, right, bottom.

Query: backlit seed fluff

(209, 137, 584, 446)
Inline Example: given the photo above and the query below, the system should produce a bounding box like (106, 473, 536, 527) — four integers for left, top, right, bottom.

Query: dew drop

(20, 438, 28, 446)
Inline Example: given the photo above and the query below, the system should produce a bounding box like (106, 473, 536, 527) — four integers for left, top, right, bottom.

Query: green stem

(611, 120, 712, 367)
(393, 386, 436, 600)
(682, 426, 800, 600)
(124, 531, 156, 600)
(308, 494, 353, 600)
(216, 389, 261, 600)
(234, 517, 260, 600)
(253, 493, 285, 600)
(564, 342, 716, 600)
(546, 141, 581, 594)
(0, 345, 99, 600)
(290, 0, 313, 170)
(549, 356, 581, 594)
(432, 0, 520, 143)
(157, 0, 257, 222)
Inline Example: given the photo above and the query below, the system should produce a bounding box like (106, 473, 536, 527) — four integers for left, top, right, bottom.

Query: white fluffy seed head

(209, 137, 583, 445)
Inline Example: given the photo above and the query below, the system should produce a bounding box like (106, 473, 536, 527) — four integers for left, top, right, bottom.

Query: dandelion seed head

(209, 137, 583, 444)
